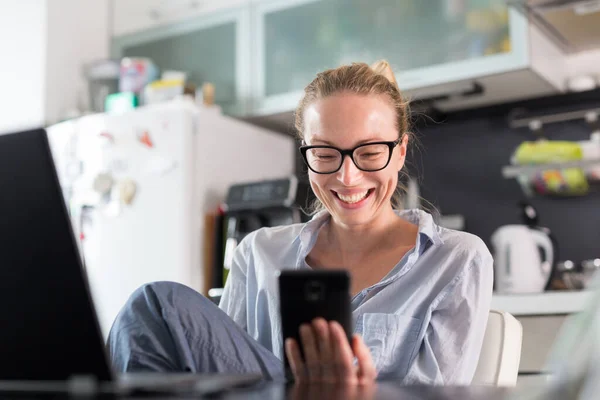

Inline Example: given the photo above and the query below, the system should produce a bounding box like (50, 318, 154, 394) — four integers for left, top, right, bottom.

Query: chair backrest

(473, 310, 523, 386)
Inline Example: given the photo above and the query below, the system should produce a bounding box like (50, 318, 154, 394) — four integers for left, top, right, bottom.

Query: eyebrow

(310, 137, 387, 146)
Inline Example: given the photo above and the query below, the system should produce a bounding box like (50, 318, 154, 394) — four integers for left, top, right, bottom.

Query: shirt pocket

(356, 313, 421, 378)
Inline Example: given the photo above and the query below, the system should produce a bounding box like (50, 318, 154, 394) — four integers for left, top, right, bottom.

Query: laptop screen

(0, 128, 112, 381)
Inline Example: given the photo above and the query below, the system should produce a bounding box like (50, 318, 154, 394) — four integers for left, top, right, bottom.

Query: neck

(323, 206, 409, 259)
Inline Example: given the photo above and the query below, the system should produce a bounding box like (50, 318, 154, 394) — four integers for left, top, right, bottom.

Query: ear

(396, 134, 409, 171)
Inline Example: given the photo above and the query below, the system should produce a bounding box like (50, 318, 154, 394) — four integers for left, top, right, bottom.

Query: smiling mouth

(332, 189, 374, 204)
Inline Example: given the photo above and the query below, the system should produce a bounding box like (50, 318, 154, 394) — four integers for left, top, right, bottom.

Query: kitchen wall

(409, 89, 600, 263)
(45, 0, 110, 124)
(0, 0, 109, 134)
(0, 0, 47, 133)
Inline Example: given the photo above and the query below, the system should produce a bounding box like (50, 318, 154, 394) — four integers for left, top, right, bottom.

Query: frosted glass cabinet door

(254, 0, 527, 114)
(112, 8, 250, 112)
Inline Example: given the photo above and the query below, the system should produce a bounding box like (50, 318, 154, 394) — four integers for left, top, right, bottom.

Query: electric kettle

(491, 203, 557, 294)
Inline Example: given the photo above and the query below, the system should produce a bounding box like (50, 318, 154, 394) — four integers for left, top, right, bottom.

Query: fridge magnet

(78, 205, 95, 242)
(137, 130, 154, 148)
(117, 178, 137, 205)
(92, 172, 114, 195)
(98, 132, 115, 147)
(146, 156, 178, 176)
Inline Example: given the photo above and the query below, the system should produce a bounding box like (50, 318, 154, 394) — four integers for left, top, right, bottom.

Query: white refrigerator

(47, 99, 295, 339)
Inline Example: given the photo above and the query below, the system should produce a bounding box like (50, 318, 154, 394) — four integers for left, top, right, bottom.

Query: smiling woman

(107, 60, 494, 387)
(297, 61, 411, 216)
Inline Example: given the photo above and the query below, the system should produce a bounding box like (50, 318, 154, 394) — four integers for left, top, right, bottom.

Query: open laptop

(0, 128, 262, 395)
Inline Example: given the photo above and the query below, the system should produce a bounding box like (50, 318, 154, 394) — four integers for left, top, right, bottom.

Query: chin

(329, 200, 379, 226)
(331, 211, 376, 227)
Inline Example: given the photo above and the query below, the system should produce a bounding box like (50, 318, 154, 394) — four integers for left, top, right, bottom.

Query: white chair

(473, 310, 523, 386)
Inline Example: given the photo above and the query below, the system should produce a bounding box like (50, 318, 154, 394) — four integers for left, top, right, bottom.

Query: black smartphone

(278, 269, 353, 373)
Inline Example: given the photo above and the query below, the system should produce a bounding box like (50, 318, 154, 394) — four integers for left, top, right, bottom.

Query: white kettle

(491, 225, 556, 294)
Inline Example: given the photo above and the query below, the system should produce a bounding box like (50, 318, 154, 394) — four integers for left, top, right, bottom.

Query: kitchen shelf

(502, 159, 600, 178)
(491, 290, 594, 316)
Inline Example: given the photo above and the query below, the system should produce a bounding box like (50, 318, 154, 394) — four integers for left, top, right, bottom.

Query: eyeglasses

(299, 138, 401, 174)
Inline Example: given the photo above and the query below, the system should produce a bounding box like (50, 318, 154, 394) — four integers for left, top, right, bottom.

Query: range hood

(508, 0, 600, 52)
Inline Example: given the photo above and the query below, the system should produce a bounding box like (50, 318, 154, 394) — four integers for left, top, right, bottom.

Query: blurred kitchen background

(3, 0, 600, 388)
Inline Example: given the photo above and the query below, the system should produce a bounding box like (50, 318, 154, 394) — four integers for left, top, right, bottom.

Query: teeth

(337, 190, 369, 204)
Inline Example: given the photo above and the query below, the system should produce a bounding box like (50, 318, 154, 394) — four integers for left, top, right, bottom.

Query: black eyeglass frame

(299, 137, 402, 174)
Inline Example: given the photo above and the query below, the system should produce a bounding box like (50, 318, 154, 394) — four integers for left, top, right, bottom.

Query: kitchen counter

(491, 290, 594, 316)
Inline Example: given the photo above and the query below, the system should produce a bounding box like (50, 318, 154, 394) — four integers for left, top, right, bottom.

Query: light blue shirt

(219, 209, 493, 384)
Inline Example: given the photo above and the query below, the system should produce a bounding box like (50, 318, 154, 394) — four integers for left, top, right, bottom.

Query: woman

(107, 60, 493, 385)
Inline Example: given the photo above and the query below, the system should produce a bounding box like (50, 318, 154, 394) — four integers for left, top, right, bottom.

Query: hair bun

(370, 60, 398, 87)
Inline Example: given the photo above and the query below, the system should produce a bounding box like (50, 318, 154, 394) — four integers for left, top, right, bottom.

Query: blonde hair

(295, 60, 412, 215)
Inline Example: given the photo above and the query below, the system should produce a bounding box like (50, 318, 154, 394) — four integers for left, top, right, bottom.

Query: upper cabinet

(112, 5, 252, 113)
(257, 0, 516, 96)
(111, 0, 569, 122)
(251, 0, 563, 117)
(112, 0, 250, 37)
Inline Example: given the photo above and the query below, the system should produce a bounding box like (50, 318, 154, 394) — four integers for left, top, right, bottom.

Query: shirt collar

(296, 208, 444, 260)
(396, 208, 444, 247)
(296, 210, 330, 267)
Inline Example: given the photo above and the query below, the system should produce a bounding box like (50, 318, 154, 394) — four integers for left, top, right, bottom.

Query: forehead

(303, 93, 397, 145)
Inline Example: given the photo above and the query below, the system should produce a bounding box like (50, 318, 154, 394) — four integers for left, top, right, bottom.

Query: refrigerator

(47, 99, 295, 339)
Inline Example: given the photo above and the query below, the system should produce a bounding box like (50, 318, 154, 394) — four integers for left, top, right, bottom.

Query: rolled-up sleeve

(404, 251, 494, 384)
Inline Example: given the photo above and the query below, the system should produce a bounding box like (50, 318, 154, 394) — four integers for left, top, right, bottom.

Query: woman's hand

(285, 317, 377, 384)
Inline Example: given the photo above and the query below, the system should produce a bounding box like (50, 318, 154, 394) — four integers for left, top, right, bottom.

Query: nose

(337, 155, 362, 186)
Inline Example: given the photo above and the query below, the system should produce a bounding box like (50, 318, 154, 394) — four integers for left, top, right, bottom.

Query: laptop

(0, 128, 263, 395)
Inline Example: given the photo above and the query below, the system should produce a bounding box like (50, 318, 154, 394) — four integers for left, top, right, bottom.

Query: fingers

(352, 335, 377, 384)
(285, 338, 306, 382)
(312, 318, 335, 381)
(289, 319, 377, 385)
(299, 323, 320, 379)
(329, 321, 357, 383)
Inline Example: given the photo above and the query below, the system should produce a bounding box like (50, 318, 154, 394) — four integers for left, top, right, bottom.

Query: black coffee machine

(208, 177, 311, 303)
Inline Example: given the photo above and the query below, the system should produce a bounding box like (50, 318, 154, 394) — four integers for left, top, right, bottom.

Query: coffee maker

(208, 177, 311, 303)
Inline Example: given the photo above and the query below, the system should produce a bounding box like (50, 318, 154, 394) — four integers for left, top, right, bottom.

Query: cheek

(309, 173, 329, 196)
(375, 171, 398, 194)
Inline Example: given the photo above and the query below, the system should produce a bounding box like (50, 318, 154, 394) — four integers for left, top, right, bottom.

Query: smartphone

(278, 269, 353, 373)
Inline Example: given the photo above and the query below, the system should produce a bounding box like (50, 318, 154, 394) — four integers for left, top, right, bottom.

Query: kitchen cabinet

(517, 315, 568, 373)
(111, 0, 567, 124)
(111, 0, 249, 37)
(250, 0, 562, 117)
(111, 6, 251, 113)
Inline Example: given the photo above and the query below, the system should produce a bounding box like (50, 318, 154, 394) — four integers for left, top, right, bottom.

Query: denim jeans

(106, 281, 284, 380)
